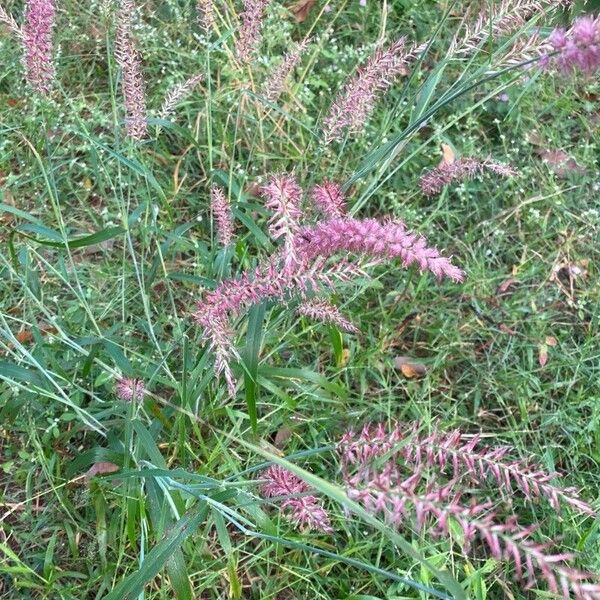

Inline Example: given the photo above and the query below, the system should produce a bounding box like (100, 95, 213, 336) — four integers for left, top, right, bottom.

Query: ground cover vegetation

(0, 0, 599, 598)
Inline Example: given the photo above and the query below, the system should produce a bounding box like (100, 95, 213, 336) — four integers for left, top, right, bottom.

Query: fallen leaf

(537, 148, 587, 178)
(394, 356, 428, 378)
(440, 143, 456, 166)
(291, 0, 317, 22)
(274, 426, 292, 449)
(497, 277, 518, 295)
(84, 462, 119, 482)
(538, 344, 548, 368)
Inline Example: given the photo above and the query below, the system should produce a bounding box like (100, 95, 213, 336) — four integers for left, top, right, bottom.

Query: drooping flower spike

(420, 157, 517, 196)
(193, 174, 462, 394)
(339, 423, 600, 600)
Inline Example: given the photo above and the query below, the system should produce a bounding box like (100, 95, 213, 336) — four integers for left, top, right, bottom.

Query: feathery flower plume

(451, 0, 546, 55)
(159, 73, 203, 121)
(236, 0, 270, 65)
(298, 299, 359, 333)
(210, 185, 234, 247)
(345, 471, 600, 599)
(262, 38, 309, 102)
(261, 465, 333, 532)
(296, 217, 464, 282)
(310, 181, 347, 218)
(194, 252, 356, 394)
(0, 4, 22, 38)
(340, 423, 600, 599)
(420, 157, 517, 196)
(322, 39, 426, 144)
(261, 174, 303, 267)
(115, 0, 147, 141)
(115, 377, 146, 401)
(339, 423, 595, 515)
(194, 175, 462, 393)
(22, 0, 56, 94)
(545, 15, 600, 76)
(197, 0, 214, 35)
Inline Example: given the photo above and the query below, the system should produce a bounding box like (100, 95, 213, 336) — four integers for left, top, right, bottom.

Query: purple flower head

(261, 465, 333, 532)
(116, 377, 146, 401)
(210, 185, 234, 247)
(236, 0, 270, 65)
(547, 15, 600, 76)
(22, 0, 56, 95)
(296, 217, 465, 282)
(310, 181, 347, 218)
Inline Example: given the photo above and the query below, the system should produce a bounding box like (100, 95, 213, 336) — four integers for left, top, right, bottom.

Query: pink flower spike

(22, 0, 56, 95)
(115, 0, 148, 141)
(210, 185, 234, 247)
(236, 0, 270, 65)
(296, 217, 465, 282)
(261, 465, 333, 533)
(298, 299, 358, 333)
(116, 377, 146, 402)
(322, 38, 426, 143)
(311, 181, 347, 218)
(262, 38, 310, 102)
(261, 174, 303, 266)
(420, 157, 517, 197)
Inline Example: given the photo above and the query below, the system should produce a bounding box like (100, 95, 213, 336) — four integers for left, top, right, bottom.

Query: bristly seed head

(22, 0, 56, 95)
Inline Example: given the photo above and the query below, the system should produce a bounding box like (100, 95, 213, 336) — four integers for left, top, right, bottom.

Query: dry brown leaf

(440, 143, 456, 166)
(394, 356, 428, 378)
(274, 426, 292, 449)
(497, 277, 518, 295)
(84, 462, 119, 482)
(538, 344, 548, 368)
(538, 148, 587, 178)
(291, 0, 316, 22)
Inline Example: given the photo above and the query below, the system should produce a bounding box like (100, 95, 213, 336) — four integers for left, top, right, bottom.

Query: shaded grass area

(1, 0, 599, 598)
